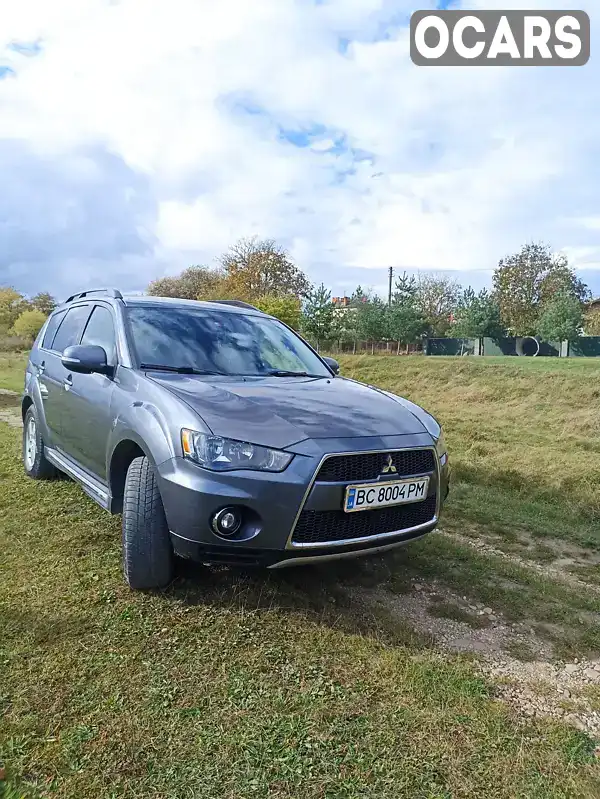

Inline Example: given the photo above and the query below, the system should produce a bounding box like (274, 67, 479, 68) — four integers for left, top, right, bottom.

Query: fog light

(211, 507, 242, 537)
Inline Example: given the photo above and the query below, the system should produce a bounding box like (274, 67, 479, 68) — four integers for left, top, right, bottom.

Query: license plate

(344, 477, 430, 513)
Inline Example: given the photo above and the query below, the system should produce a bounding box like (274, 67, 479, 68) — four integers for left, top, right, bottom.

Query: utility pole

(388, 266, 393, 306)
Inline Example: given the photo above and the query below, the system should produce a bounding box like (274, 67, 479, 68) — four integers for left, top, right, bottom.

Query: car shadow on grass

(165, 531, 600, 663)
(168, 548, 433, 649)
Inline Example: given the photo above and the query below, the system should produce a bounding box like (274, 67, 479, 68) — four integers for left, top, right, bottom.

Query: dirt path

(355, 571, 600, 737)
(0, 389, 22, 428)
(446, 530, 600, 597)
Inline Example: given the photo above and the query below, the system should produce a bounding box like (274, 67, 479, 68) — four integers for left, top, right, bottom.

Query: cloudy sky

(1, 0, 599, 301)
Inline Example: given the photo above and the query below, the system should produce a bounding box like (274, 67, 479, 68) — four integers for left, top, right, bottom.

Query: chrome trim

(290, 516, 438, 550)
(270, 527, 434, 568)
(284, 445, 440, 550)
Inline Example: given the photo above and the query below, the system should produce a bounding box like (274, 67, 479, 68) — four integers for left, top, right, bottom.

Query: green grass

(2, 354, 600, 797)
(0, 353, 27, 393)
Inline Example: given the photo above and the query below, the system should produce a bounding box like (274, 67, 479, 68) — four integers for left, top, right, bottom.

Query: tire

(122, 455, 174, 590)
(22, 405, 58, 480)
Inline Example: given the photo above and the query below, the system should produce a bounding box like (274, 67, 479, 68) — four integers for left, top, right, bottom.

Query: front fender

(108, 401, 178, 472)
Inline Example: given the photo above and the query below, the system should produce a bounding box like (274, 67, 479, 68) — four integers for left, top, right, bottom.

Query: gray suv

(22, 288, 450, 589)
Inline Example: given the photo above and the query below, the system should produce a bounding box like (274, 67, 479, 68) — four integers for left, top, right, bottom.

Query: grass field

(1, 353, 600, 798)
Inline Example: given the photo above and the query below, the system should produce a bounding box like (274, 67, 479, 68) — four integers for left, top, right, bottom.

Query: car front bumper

(157, 432, 450, 568)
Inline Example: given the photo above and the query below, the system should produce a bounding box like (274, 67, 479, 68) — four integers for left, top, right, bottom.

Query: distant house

(588, 298, 600, 310)
(332, 296, 351, 308)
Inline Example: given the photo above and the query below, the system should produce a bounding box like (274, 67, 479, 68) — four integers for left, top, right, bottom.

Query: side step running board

(45, 448, 111, 511)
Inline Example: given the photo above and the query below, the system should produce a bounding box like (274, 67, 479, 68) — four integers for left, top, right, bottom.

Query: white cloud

(0, 0, 599, 298)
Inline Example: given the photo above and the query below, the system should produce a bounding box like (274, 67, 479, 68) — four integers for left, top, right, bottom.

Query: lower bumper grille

(291, 494, 437, 546)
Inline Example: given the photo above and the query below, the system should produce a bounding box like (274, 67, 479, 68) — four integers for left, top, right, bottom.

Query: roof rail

(64, 288, 123, 303)
(210, 300, 260, 311)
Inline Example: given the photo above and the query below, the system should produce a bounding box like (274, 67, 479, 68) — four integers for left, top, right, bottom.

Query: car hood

(149, 373, 429, 449)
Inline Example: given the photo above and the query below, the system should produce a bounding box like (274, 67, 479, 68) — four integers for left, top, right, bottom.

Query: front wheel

(23, 405, 57, 480)
(122, 455, 174, 590)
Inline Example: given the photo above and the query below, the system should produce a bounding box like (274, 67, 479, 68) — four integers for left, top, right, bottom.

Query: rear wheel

(122, 455, 174, 590)
(22, 405, 57, 480)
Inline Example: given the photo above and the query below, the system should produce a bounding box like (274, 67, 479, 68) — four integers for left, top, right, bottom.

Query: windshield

(126, 304, 332, 378)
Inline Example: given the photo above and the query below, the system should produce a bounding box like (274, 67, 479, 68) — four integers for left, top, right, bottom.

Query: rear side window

(81, 305, 117, 364)
(51, 305, 92, 353)
(42, 310, 66, 350)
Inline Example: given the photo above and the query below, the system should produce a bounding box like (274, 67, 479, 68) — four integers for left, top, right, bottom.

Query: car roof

(122, 295, 266, 316)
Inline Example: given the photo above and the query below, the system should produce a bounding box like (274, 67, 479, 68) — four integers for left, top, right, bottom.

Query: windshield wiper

(140, 363, 226, 375)
(264, 369, 325, 378)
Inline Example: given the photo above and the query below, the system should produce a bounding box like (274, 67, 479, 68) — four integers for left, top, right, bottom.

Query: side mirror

(61, 344, 110, 375)
(323, 356, 340, 375)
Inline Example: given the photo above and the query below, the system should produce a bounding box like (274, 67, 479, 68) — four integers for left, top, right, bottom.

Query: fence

(425, 336, 600, 358)
(306, 335, 600, 358)
(307, 339, 424, 355)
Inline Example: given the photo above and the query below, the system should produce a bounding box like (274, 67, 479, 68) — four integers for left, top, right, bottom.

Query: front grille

(315, 449, 435, 483)
(291, 494, 437, 546)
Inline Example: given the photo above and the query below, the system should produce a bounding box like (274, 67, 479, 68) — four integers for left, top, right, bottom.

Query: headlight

(181, 430, 293, 472)
(435, 431, 448, 465)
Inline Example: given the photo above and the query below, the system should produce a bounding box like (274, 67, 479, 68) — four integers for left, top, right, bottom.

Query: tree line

(147, 237, 599, 347)
(1, 238, 598, 349)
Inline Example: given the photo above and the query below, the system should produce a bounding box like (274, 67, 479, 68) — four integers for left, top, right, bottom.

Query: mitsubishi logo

(381, 454, 397, 475)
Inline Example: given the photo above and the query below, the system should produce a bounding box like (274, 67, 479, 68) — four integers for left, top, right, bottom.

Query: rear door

(37, 304, 92, 445)
(59, 303, 118, 479)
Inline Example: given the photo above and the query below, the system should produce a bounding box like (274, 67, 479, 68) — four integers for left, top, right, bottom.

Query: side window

(51, 305, 92, 354)
(81, 305, 117, 364)
(42, 310, 66, 350)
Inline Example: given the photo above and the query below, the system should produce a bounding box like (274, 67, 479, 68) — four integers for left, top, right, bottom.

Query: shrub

(11, 308, 48, 342)
(0, 334, 29, 352)
(254, 294, 302, 330)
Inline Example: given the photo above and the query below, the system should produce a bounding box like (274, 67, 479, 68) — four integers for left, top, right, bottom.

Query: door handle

(64, 375, 73, 391)
(37, 361, 46, 375)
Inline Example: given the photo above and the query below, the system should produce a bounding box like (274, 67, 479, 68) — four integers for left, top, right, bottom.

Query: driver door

(59, 303, 119, 480)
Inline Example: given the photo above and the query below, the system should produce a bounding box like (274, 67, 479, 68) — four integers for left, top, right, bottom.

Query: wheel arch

(108, 437, 152, 513)
(22, 395, 34, 420)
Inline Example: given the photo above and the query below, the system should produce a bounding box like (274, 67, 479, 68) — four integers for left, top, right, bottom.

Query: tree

(148, 265, 223, 300)
(386, 272, 427, 349)
(539, 261, 589, 308)
(332, 305, 359, 346)
(392, 272, 417, 305)
(301, 284, 335, 347)
(492, 243, 590, 336)
(31, 292, 57, 316)
(217, 237, 311, 302)
(11, 309, 48, 341)
(356, 297, 387, 346)
(413, 274, 461, 337)
(254, 294, 302, 330)
(536, 294, 583, 342)
(0, 287, 29, 332)
(451, 288, 505, 339)
(583, 307, 600, 336)
(385, 303, 427, 349)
